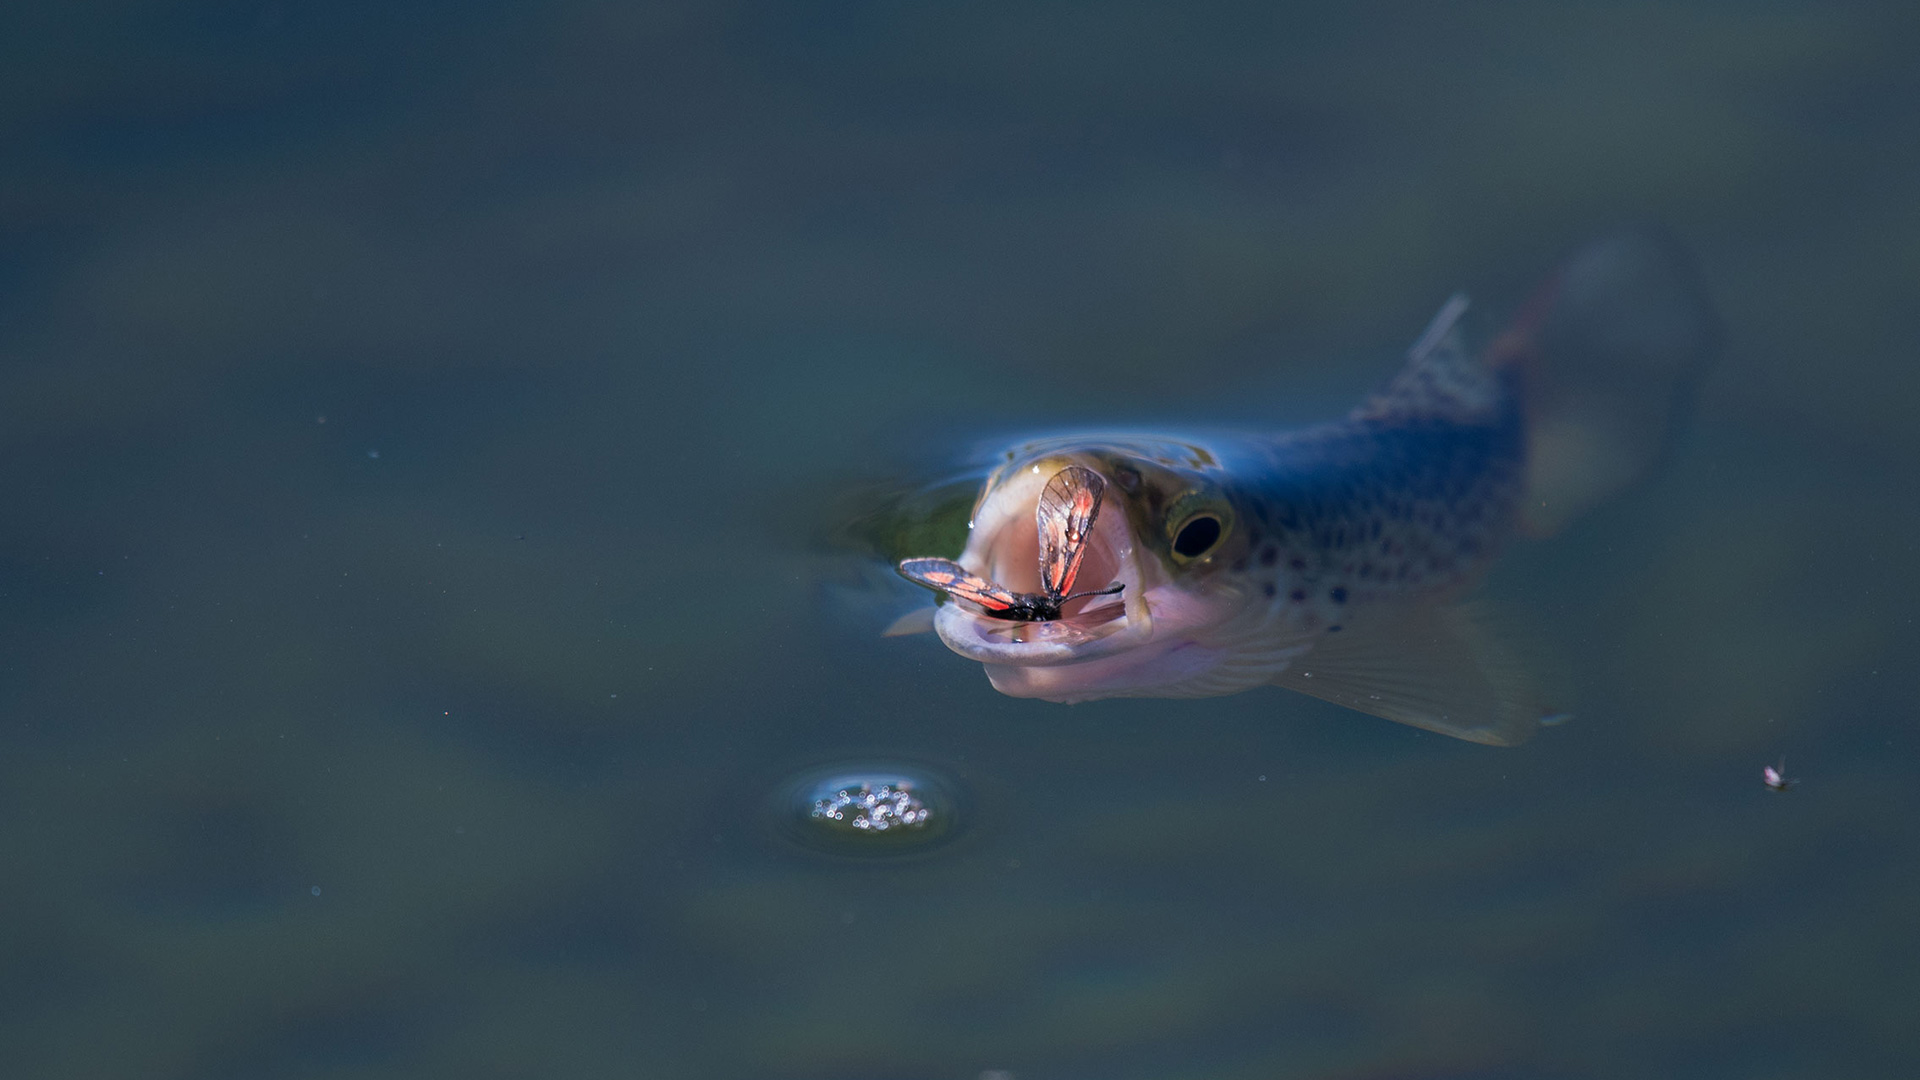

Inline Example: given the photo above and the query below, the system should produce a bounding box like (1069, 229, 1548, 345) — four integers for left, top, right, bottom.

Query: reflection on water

(2, 3, 1919, 1078)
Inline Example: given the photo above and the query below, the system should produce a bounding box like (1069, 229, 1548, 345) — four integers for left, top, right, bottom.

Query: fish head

(933, 435, 1289, 701)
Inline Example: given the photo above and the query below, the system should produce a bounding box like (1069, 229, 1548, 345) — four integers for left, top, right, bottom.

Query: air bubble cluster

(769, 761, 964, 857)
(810, 782, 930, 832)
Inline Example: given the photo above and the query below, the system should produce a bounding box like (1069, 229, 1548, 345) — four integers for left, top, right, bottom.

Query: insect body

(1763, 758, 1796, 792)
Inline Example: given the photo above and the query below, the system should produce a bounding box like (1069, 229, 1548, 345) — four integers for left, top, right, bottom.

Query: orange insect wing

(897, 558, 1018, 611)
(1037, 465, 1106, 597)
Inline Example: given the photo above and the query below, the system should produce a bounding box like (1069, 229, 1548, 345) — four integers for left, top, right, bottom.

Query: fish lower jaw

(981, 626, 1311, 702)
(981, 639, 1210, 702)
(930, 598, 1151, 666)
(932, 578, 1295, 700)
(928, 580, 1196, 673)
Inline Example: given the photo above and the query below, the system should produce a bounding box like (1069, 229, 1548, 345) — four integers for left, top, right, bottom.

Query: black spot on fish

(1231, 557, 1248, 573)
(1330, 587, 1348, 604)
(1262, 583, 1276, 598)
(1289, 588, 1306, 603)
(1258, 546, 1277, 568)
(1328, 624, 1343, 633)
(1289, 557, 1306, 571)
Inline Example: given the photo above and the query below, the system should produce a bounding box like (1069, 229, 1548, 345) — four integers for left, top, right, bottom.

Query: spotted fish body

(920, 233, 1719, 744)
(1217, 298, 1523, 631)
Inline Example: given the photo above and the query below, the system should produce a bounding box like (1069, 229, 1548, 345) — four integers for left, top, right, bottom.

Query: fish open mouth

(932, 461, 1155, 664)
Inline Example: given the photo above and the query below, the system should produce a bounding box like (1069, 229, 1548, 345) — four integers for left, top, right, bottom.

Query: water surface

(2, 3, 1918, 1078)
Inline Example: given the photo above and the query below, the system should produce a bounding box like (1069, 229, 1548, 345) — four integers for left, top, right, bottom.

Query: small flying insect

(899, 465, 1123, 622)
(1763, 758, 1796, 792)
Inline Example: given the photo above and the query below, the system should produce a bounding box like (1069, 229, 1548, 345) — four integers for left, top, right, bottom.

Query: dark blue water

(4, 3, 1918, 1078)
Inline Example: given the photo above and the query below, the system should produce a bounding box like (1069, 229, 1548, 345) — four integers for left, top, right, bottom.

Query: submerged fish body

(914, 232, 1719, 745)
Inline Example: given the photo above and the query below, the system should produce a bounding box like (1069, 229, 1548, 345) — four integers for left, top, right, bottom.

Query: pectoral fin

(1270, 606, 1558, 746)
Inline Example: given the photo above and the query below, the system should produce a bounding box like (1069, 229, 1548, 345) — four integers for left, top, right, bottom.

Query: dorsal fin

(1351, 293, 1507, 425)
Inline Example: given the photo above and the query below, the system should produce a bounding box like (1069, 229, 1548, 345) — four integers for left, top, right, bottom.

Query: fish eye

(1171, 514, 1223, 559)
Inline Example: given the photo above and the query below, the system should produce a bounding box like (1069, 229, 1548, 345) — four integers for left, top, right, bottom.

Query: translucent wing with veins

(897, 557, 1024, 614)
(1036, 465, 1106, 598)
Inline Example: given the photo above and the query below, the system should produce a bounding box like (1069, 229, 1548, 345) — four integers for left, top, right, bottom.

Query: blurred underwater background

(2, 2, 1919, 1077)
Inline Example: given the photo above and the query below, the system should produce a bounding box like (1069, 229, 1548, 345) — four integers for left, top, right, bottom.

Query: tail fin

(1491, 229, 1722, 536)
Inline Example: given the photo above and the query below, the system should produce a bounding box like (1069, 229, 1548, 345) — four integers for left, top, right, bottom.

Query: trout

(896, 231, 1719, 745)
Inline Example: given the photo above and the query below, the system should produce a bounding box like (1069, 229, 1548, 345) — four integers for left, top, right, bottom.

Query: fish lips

(933, 464, 1155, 666)
(934, 579, 1241, 705)
(931, 589, 1149, 664)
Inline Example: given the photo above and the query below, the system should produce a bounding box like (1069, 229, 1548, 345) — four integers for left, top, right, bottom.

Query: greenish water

(3, 3, 1918, 1078)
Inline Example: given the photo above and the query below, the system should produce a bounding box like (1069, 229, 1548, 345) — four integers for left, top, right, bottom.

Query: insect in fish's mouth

(898, 464, 1129, 627)
(896, 553, 1125, 624)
